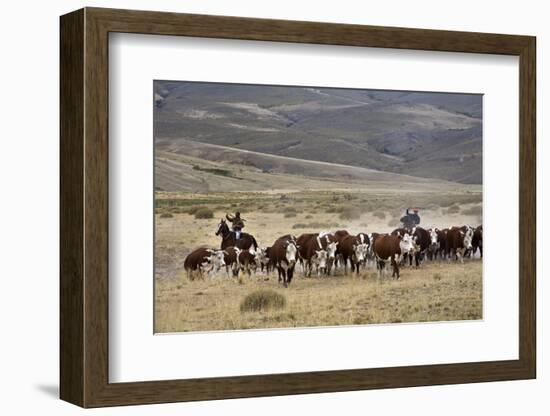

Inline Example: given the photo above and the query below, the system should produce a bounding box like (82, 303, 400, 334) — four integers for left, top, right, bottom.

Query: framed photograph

(60, 7, 536, 408)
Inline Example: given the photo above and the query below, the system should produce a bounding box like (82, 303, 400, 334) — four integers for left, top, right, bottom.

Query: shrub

(240, 290, 286, 312)
(446, 204, 461, 214)
(284, 212, 297, 218)
(194, 207, 214, 219)
(305, 214, 313, 219)
(372, 211, 386, 220)
(462, 205, 482, 216)
(339, 206, 361, 221)
(159, 212, 173, 218)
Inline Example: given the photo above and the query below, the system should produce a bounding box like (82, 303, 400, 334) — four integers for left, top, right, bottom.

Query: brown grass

(155, 260, 482, 332)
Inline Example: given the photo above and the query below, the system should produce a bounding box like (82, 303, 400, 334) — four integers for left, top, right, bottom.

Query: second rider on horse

(226, 212, 246, 240)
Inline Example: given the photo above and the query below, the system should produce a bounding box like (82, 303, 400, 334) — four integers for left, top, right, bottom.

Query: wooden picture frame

(60, 7, 536, 408)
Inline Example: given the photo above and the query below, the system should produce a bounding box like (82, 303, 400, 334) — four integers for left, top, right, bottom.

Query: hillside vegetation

(154, 82, 482, 184)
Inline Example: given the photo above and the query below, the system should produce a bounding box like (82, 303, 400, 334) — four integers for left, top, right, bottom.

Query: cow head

(428, 228, 438, 245)
(353, 243, 369, 263)
(206, 249, 226, 271)
(253, 247, 267, 267)
(326, 241, 338, 260)
(314, 249, 328, 271)
(462, 228, 474, 250)
(285, 241, 298, 266)
(399, 233, 415, 254)
(428, 228, 439, 252)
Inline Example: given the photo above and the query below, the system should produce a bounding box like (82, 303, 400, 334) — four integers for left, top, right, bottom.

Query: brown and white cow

(269, 235, 299, 288)
(472, 225, 483, 257)
(391, 227, 416, 265)
(427, 228, 440, 261)
(332, 229, 352, 271)
(223, 246, 240, 277)
(373, 233, 415, 279)
(317, 232, 340, 274)
(436, 228, 449, 260)
(183, 247, 226, 279)
(254, 246, 272, 274)
(297, 233, 329, 277)
(356, 232, 373, 268)
(339, 235, 370, 274)
(235, 247, 259, 277)
(410, 226, 430, 267)
(446, 226, 474, 263)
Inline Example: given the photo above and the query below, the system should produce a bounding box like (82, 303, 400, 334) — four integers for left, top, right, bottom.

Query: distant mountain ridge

(154, 81, 482, 184)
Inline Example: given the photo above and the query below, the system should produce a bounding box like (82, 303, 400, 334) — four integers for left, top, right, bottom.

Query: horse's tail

(251, 235, 258, 251)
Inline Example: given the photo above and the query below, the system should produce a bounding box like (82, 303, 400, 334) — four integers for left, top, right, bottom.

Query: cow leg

(377, 260, 384, 279)
(391, 255, 400, 279)
(288, 266, 295, 285)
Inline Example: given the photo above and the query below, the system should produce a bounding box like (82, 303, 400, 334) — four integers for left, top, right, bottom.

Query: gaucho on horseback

(215, 212, 258, 252)
(225, 211, 245, 240)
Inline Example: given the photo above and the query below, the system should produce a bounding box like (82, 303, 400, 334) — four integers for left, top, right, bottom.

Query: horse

(215, 219, 258, 251)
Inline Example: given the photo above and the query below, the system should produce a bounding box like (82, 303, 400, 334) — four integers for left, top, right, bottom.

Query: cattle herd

(183, 219, 483, 288)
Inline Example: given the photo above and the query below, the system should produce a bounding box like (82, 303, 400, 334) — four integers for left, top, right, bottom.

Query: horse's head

(215, 219, 229, 236)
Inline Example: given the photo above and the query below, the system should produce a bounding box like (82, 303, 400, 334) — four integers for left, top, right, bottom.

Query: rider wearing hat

(400, 207, 420, 230)
(226, 211, 246, 240)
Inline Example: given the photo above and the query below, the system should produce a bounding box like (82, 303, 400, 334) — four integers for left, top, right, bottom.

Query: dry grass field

(155, 260, 482, 333)
(154, 188, 482, 333)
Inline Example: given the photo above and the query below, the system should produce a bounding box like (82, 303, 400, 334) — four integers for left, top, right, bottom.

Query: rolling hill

(154, 138, 481, 194)
(154, 81, 482, 184)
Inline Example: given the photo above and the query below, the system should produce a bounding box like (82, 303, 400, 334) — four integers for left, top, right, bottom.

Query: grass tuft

(194, 207, 214, 219)
(240, 289, 287, 313)
(339, 207, 362, 220)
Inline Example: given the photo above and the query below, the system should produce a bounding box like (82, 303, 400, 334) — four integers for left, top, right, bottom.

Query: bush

(284, 212, 297, 218)
(194, 207, 214, 219)
(240, 289, 286, 312)
(446, 204, 461, 214)
(159, 212, 173, 218)
(339, 206, 362, 221)
(372, 211, 386, 220)
(462, 205, 482, 216)
(305, 214, 313, 219)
